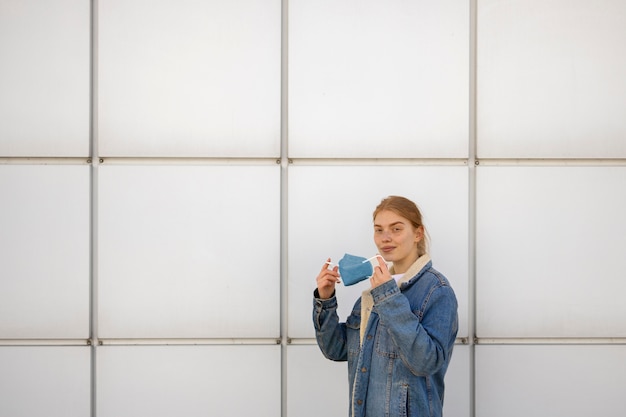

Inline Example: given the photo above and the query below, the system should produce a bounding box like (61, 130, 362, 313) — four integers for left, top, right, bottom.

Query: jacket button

(361, 367, 367, 373)
(367, 335, 372, 340)
(357, 399, 363, 405)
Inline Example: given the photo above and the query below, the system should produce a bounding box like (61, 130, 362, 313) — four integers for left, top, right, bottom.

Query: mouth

(381, 246, 395, 253)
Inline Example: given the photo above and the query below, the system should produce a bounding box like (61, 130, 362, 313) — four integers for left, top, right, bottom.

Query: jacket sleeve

(371, 279, 458, 376)
(312, 290, 348, 362)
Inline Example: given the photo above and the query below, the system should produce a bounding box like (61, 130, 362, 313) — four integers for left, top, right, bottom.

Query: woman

(313, 196, 458, 417)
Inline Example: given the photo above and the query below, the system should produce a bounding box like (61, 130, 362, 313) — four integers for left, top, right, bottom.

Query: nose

(381, 230, 392, 241)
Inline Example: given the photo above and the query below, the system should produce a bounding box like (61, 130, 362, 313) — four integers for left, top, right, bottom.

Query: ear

(414, 225, 424, 242)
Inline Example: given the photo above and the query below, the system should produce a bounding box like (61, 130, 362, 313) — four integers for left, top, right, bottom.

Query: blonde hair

(373, 196, 429, 256)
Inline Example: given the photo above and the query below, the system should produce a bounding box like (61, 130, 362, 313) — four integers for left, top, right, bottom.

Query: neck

(392, 253, 420, 275)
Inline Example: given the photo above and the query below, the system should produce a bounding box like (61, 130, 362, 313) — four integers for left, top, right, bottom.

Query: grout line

(2, 337, 623, 346)
(90, 2, 99, 417)
(474, 158, 626, 166)
(288, 158, 469, 166)
(469, 1, 478, 417)
(93, 338, 283, 346)
(475, 338, 626, 345)
(4, 155, 624, 168)
(280, 1, 289, 417)
(89, 157, 281, 165)
(3, 157, 626, 167)
(0, 158, 91, 165)
(0, 340, 91, 346)
(284, 338, 471, 346)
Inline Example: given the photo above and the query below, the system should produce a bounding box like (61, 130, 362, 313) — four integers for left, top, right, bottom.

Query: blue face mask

(338, 253, 375, 286)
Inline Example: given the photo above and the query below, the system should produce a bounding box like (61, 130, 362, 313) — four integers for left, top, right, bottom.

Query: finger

(318, 271, 340, 285)
(373, 265, 382, 278)
(326, 272, 341, 283)
(376, 255, 388, 270)
(320, 258, 332, 272)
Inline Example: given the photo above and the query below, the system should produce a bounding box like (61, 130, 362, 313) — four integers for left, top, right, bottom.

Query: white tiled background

(1, 0, 625, 416)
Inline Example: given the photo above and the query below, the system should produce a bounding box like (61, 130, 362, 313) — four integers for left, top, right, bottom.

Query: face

(373, 209, 422, 273)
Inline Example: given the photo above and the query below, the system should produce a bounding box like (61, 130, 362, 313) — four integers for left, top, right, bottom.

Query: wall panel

(0, 165, 90, 339)
(3, 0, 625, 416)
(287, 165, 469, 339)
(476, 345, 626, 417)
(287, 344, 470, 417)
(286, 345, 348, 417)
(97, 0, 281, 157)
(0, 0, 90, 157)
(98, 164, 281, 338)
(0, 347, 90, 417)
(477, 0, 626, 158)
(288, 0, 469, 158)
(97, 345, 281, 417)
(476, 166, 626, 338)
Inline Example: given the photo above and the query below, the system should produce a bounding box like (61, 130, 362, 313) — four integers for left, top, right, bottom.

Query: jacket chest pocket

(345, 313, 361, 360)
(374, 323, 399, 358)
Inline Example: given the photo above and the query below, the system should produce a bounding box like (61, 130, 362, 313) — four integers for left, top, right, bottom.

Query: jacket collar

(390, 253, 431, 287)
(359, 253, 431, 343)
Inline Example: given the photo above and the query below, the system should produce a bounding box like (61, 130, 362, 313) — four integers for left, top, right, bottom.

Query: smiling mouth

(381, 246, 395, 252)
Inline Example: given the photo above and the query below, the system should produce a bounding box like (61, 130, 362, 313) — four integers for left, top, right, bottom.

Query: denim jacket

(313, 255, 458, 417)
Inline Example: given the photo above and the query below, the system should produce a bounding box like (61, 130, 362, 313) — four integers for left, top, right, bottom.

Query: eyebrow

(374, 221, 405, 228)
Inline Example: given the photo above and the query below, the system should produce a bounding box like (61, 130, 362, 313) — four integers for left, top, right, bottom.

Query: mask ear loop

(325, 261, 336, 267)
(361, 254, 385, 264)
(326, 255, 388, 272)
(326, 255, 382, 267)
(363, 255, 392, 275)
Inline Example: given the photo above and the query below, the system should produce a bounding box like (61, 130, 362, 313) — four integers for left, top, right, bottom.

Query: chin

(379, 253, 394, 262)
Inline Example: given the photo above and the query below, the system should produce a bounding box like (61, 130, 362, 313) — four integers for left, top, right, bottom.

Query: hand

(370, 255, 392, 289)
(316, 258, 340, 299)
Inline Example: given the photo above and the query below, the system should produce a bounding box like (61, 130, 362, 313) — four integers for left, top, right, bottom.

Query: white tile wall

(97, 164, 281, 339)
(0, 165, 90, 338)
(97, 345, 281, 417)
(2, 0, 626, 416)
(0, 0, 90, 157)
(0, 347, 91, 417)
(286, 345, 349, 417)
(476, 345, 626, 417)
(97, 0, 281, 157)
(287, 165, 469, 339)
(286, 344, 470, 417)
(476, 166, 626, 338)
(288, 0, 469, 158)
(477, 0, 626, 158)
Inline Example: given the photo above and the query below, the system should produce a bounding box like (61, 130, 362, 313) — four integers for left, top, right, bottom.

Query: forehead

(373, 209, 409, 226)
